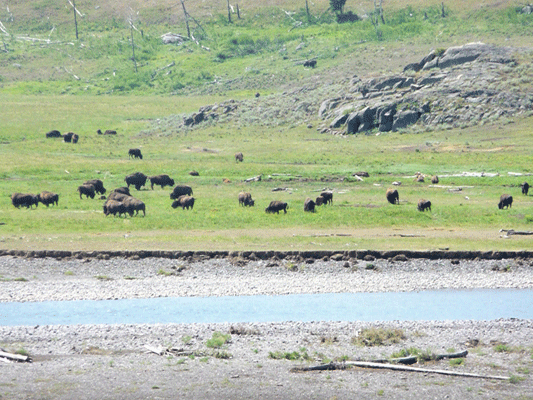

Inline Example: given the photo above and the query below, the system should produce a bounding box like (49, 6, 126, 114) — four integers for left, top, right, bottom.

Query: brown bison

(11, 193, 39, 209)
(123, 197, 146, 216)
(238, 192, 255, 207)
(110, 187, 131, 196)
(319, 191, 333, 205)
(129, 148, 143, 159)
(265, 200, 288, 214)
(386, 188, 399, 205)
(107, 192, 131, 202)
(103, 200, 128, 217)
(171, 195, 195, 210)
(77, 184, 95, 199)
(498, 194, 513, 210)
(315, 195, 325, 206)
(170, 185, 193, 200)
(431, 175, 439, 184)
(149, 174, 175, 190)
(235, 152, 244, 162)
(414, 174, 425, 183)
(417, 199, 431, 212)
(38, 191, 59, 207)
(125, 172, 147, 191)
(97, 129, 117, 135)
(304, 197, 316, 212)
(46, 130, 61, 138)
(84, 179, 106, 195)
(521, 182, 529, 196)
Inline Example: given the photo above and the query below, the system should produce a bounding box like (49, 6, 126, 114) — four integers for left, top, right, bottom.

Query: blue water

(1, 289, 532, 326)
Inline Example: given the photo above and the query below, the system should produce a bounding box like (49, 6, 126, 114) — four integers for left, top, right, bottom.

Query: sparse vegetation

(206, 332, 232, 349)
(352, 327, 406, 347)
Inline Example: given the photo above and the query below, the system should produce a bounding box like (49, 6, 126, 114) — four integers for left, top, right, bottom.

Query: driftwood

(0, 349, 32, 363)
(500, 229, 533, 236)
(244, 175, 261, 183)
(145, 345, 207, 357)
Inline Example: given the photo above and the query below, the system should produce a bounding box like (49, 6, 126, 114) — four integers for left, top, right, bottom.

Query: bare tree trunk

(441, 2, 446, 18)
(227, 0, 232, 23)
(180, 0, 191, 38)
(130, 24, 137, 73)
(73, 0, 78, 39)
(237, 4, 241, 19)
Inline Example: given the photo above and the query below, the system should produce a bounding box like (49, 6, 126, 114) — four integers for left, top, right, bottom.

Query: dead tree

(180, 0, 191, 38)
(227, 0, 232, 23)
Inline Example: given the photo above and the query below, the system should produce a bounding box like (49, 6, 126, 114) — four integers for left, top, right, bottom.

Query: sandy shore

(1, 255, 533, 399)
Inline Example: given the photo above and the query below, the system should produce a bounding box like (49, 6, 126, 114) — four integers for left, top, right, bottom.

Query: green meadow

(1, 1, 533, 251)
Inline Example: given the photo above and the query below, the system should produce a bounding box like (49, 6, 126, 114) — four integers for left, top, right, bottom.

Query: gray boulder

(392, 110, 421, 131)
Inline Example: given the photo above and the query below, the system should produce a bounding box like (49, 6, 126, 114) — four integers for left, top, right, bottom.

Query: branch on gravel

(0, 349, 32, 363)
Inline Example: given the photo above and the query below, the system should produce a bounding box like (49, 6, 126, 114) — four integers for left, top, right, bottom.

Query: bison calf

(521, 182, 529, 196)
(265, 200, 288, 214)
(498, 194, 513, 210)
(417, 199, 431, 212)
(386, 188, 399, 205)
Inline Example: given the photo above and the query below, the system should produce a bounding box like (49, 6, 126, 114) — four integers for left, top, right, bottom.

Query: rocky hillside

(158, 43, 533, 137)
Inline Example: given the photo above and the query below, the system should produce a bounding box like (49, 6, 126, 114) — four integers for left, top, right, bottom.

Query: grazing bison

(77, 184, 95, 199)
(265, 200, 288, 214)
(303, 59, 317, 68)
(103, 200, 128, 217)
(97, 129, 117, 135)
(110, 187, 130, 196)
(123, 197, 146, 216)
(149, 174, 175, 190)
(107, 192, 130, 202)
(84, 179, 106, 195)
(238, 192, 255, 207)
(319, 191, 333, 205)
(498, 194, 513, 210)
(170, 185, 193, 200)
(11, 193, 39, 209)
(386, 188, 399, 205)
(304, 197, 316, 212)
(315, 195, 325, 206)
(72, 134, 79, 144)
(189, 170, 199, 176)
(417, 199, 431, 212)
(38, 191, 59, 207)
(128, 148, 143, 159)
(235, 152, 244, 162)
(63, 132, 75, 143)
(431, 175, 439, 184)
(521, 182, 529, 196)
(125, 172, 147, 191)
(46, 130, 61, 138)
(171, 195, 195, 210)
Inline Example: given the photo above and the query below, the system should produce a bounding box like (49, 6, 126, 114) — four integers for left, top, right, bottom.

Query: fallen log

(0, 349, 32, 363)
(435, 350, 468, 360)
(244, 175, 261, 183)
(500, 229, 533, 236)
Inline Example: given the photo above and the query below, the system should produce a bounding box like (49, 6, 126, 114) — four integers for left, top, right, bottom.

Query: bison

(386, 188, 399, 205)
(11, 193, 39, 209)
(110, 187, 131, 196)
(414, 174, 425, 183)
(170, 185, 193, 200)
(129, 148, 143, 159)
(171, 195, 195, 210)
(417, 199, 431, 212)
(431, 175, 439, 184)
(235, 152, 244, 162)
(521, 182, 529, 196)
(303, 59, 317, 68)
(125, 172, 147, 191)
(265, 200, 288, 214)
(77, 184, 95, 199)
(84, 179, 106, 195)
(106, 192, 131, 202)
(38, 191, 59, 207)
(149, 174, 175, 190)
(498, 194, 513, 210)
(238, 192, 255, 207)
(72, 134, 79, 144)
(304, 197, 316, 213)
(319, 191, 333, 205)
(97, 129, 117, 135)
(63, 132, 75, 143)
(315, 195, 325, 206)
(46, 130, 61, 138)
(123, 197, 146, 216)
(103, 199, 128, 217)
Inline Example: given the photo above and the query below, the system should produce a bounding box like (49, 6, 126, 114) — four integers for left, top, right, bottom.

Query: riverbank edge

(2, 249, 533, 261)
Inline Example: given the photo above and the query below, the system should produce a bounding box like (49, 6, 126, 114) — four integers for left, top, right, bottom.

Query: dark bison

(235, 152, 244, 162)
(171, 195, 195, 210)
(149, 174, 175, 190)
(417, 199, 431, 212)
(38, 191, 59, 207)
(11, 193, 39, 209)
(84, 179, 106, 195)
(315, 195, 325, 206)
(386, 188, 399, 205)
(265, 200, 288, 214)
(103, 200, 128, 217)
(431, 175, 439, 184)
(107, 192, 131, 202)
(498, 194, 513, 210)
(521, 182, 529, 196)
(129, 148, 143, 159)
(77, 184, 95, 199)
(72, 134, 79, 144)
(189, 170, 199, 176)
(319, 191, 333, 205)
(63, 132, 75, 143)
(304, 197, 316, 212)
(123, 197, 146, 216)
(46, 130, 61, 138)
(238, 192, 255, 207)
(110, 187, 131, 196)
(125, 172, 147, 191)
(97, 129, 117, 135)
(170, 185, 193, 200)
(303, 59, 317, 68)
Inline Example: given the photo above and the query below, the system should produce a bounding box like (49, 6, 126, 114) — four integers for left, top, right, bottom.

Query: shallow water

(1, 289, 532, 326)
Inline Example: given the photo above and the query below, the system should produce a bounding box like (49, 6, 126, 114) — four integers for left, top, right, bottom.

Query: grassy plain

(1, 0, 533, 251)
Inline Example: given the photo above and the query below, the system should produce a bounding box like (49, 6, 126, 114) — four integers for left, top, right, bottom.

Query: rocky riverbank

(1, 255, 532, 399)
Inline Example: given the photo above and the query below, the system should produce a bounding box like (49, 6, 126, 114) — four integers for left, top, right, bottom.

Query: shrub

(352, 327, 406, 346)
(206, 331, 231, 348)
